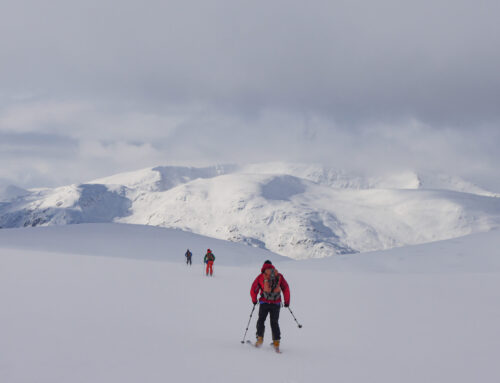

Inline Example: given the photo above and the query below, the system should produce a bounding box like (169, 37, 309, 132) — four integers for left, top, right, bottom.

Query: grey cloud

(0, 0, 499, 191)
(0, 132, 78, 157)
(1, 0, 499, 125)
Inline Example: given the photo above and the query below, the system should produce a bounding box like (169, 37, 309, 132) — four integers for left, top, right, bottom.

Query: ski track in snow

(1, 223, 500, 383)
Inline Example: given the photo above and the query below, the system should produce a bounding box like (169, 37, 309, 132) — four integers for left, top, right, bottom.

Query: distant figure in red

(204, 249, 215, 276)
(250, 260, 290, 352)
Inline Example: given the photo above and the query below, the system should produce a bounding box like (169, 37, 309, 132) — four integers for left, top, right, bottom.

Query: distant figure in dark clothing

(185, 249, 192, 265)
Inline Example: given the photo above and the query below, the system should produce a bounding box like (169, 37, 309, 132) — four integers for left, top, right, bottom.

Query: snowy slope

(241, 162, 499, 195)
(1, 163, 499, 259)
(91, 164, 236, 193)
(1, 224, 499, 383)
(0, 223, 288, 266)
(119, 173, 500, 259)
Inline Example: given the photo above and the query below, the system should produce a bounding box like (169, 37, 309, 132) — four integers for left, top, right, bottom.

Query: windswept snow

(1, 224, 499, 383)
(1, 163, 499, 259)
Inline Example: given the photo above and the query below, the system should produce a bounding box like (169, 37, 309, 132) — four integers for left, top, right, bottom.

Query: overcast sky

(1, 0, 499, 191)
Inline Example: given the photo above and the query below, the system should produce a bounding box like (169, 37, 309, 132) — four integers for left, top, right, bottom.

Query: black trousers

(256, 303, 281, 340)
(186, 257, 192, 265)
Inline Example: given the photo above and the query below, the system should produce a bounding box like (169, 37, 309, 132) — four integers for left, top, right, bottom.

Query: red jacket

(250, 263, 290, 305)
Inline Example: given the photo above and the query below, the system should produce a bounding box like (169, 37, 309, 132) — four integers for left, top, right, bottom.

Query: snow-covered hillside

(1, 224, 499, 383)
(1, 163, 499, 259)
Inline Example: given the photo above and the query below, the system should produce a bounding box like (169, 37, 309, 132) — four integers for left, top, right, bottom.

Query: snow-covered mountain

(0, 184, 30, 202)
(1, 163, 499, 259)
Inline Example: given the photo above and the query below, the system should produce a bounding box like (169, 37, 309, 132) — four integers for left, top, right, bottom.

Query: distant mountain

(1, 163, 499, 259)
(0, 185, 30, 202)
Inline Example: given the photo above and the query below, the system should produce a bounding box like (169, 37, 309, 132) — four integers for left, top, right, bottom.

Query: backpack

(262, 268, 281, 300)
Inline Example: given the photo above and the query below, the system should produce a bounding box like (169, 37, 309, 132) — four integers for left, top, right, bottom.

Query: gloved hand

(284, 303, 289, 308)
(252, 300, 257, 305)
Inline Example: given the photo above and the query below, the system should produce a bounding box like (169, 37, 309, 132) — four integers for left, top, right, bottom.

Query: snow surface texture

(1, 223, 499, 383)
(1, 163, 499, 259)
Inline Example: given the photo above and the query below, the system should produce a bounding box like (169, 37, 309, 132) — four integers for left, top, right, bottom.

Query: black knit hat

(264, 260, 272, 265)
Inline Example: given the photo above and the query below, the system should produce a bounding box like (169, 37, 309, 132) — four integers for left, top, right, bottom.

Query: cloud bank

(1, 0, 499, 190)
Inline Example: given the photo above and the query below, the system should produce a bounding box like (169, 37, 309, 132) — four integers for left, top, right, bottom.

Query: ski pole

(287, 306, 303, 328)
(240, 304, 257, 343)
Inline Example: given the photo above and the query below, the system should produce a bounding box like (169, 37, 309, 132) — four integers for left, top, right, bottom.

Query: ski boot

(255, 336, 264, 348)
(272, 339, 280, 353)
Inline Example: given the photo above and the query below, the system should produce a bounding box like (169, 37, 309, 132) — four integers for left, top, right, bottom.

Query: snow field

(1, 224, 500, 383)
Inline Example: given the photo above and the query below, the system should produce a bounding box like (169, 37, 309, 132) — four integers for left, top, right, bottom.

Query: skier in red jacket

(204, 249, 215, 276)
(250, 260, 290, 352)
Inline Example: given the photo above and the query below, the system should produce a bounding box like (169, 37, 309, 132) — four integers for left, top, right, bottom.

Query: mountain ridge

(0, 163, 499, 259)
